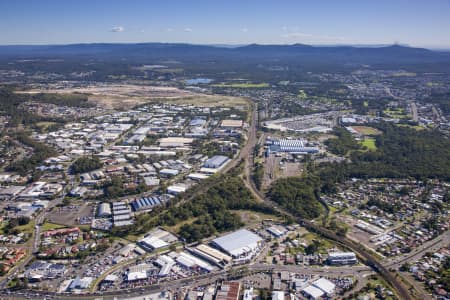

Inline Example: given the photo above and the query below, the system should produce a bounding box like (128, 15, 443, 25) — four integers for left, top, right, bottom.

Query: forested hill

(0, 43, 449, 65)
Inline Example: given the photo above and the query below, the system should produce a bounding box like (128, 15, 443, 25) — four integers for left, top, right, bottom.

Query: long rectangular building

(267, 138, 319, 154)
(327, 252, 357, 265)
(211, 229, 263, 258)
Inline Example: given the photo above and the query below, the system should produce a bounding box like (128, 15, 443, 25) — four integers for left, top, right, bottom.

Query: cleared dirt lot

(21, 84, 249, 109)
(263, 155, 303, 189)
(47, 202, 94, 226)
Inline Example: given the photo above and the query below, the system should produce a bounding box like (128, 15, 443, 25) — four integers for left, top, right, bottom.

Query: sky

(1, 0, 450, 48)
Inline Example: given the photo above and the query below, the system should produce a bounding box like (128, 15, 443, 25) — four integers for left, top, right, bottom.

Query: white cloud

(166, 28, 173, 32)
(111, 26, 124, 33)
(281, 32, 313, 39)
(184, 27, 192, 32)
(241, 28, 248, 33)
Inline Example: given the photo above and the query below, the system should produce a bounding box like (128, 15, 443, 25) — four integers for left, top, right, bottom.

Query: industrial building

(158, 137, 193, 148)
(154, 255, 175, 277)
(112, 201, 133, 227)
(173, 251, 216, 272)
(203, 155, 229, 169)
(187, 173, 210, 181)
(301, 277, 336, 299)
(220, 119, 243, 128)
(97, 203, 112, 217)
(266, 138, 319, 155)
(126, 263, 156, 281)
(138, 228, 177, 252)
(188, 244, 232, 267)
(189, 118, 207, 127)
(215, 281, 241, 300)
(139, 236, 169, 252)
(131, 196, 164, 211)
(167, 184, 187, 195)
(266, 225, 287, 238)
(211, 229, 263, 259)
(327, 252, 358, 265)
(159, 168, 179, 177)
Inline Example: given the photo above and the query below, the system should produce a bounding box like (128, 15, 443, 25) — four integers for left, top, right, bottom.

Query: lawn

(360, 138, 377, 151)
(41, 222, 66, 231)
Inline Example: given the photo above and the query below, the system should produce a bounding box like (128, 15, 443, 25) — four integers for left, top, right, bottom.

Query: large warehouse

(211, 229, 263, 259)
(203, 155, 229, 169)
(267, 138, 319, 154)
(97, 203, 112, 217)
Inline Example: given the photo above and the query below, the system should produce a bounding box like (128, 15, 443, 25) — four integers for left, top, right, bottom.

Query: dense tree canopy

(125, 175, 278, 242)
(268, 176, 323, 219)
(324, 127, 361, 156)
(71, 156, 103, 174)
(317, 123, 450, 190)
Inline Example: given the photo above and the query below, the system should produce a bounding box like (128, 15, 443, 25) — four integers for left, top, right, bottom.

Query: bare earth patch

(20, 83, 249, 109)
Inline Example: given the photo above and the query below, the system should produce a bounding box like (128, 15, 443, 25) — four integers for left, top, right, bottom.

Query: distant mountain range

(0, 43, 449, 65)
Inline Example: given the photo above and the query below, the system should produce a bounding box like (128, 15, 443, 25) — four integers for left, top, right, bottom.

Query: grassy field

(212, 82, 270, 88)
(352, 126, 382, 136)
(301, 232, 335, 253)
(397, 123, 425, 131)
(383, 108, 409, 119)
(41, 222, 66, 232)
(360, 138, 377, 151)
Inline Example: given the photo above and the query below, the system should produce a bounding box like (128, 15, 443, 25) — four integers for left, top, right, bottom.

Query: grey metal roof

(211, 229, 262, 254)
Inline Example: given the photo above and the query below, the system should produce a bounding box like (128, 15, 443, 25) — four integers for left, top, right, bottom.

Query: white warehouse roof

(211, 229, 262, 257)
(312, 277, 336, 295)
(302, 285, 324, 299)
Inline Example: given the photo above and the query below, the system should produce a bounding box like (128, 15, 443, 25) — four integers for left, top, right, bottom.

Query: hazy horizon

(1, 0, 450, 48)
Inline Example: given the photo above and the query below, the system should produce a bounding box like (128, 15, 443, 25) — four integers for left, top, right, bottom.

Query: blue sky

(1, 0, 450, 48)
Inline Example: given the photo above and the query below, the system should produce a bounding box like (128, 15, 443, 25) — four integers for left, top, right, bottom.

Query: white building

(211, 229, 263, 259)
